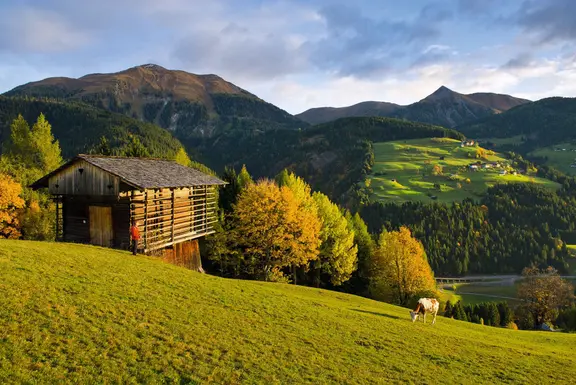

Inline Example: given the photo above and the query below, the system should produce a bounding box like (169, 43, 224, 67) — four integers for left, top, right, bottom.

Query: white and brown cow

(409, 298, 439, 324)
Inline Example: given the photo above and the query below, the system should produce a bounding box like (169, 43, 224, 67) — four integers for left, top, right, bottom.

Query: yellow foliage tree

(231, 179, 321, 281)
(0, 173, 25, 239)
(370, 226, 436, 305)
(432, 164, 443, 176)
(173, 147, 192, 167)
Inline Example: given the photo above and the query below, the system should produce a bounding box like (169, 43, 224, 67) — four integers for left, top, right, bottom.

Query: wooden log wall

(161, 239, 204, 272)
(129, 185, 218, 252)
(62, 196, 130, 247)
(49, 159, 120, 196)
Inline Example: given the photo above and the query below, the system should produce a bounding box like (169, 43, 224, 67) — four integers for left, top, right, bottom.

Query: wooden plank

(171, 189, 175, 243)
(89, 206, 113, 247)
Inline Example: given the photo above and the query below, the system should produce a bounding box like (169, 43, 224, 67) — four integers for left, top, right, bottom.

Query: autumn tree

(237, 164, 253, 190)
(432, 164, 443, 176)
(230, 179, 321, 282)
(517, 266, 574, 326)
(0, 173, 25, 239)
(275, 171, 322, 282)
(1, 114, 62, 241)
(475, 148, 487, 159)
(311, 192, 358, 287)
(370, 226, 437, 305)
(174, 147, 192, 167)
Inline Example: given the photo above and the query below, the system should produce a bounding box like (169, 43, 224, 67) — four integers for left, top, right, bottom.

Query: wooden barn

(30, 155, 226, 271)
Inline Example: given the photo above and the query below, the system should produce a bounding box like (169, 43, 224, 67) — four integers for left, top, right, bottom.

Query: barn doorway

(89, 206, 113, 247)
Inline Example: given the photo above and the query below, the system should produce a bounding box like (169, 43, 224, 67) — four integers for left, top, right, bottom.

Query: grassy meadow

(528, 143, 576, 175)
(439, 284, 522, 306)
(1, 240, 576, 384)
(367, 138, 559, 203)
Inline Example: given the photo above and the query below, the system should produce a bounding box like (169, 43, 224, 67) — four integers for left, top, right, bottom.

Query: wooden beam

(144, 190, 148, 249)
(171, 188, 175, 243)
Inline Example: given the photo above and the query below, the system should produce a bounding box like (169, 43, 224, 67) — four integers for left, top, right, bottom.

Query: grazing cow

(409, 298, 439, 324)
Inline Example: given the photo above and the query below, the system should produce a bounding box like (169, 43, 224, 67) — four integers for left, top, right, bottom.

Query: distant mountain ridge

(4, 64, 307, 139)
(296, 86, 531, 127)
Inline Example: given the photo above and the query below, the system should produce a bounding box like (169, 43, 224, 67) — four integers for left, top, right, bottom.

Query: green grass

(2, 240, 576, 384)
(528, 143, 576, 175)
(439, 284, 521, 306)
(367, 138, 560, 203)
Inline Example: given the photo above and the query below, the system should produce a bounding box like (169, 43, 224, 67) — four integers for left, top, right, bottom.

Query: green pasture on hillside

(367, 138, 559, 203)
(528, 143, 576, 175)
(439, 284, 521, 306)
(1, 240, 576, 384)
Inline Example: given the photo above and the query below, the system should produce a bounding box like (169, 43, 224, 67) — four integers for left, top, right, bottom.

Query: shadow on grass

(350, 309, 400, 320)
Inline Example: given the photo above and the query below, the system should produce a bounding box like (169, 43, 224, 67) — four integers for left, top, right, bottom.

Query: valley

(366, 138, 559, 204)
(528, 143, 576, 175)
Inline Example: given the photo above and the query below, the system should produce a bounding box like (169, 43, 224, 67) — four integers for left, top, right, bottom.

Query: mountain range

(296, 86, 531, 127)
(4, 64, 306, 140)
(3, 64, 575, 181)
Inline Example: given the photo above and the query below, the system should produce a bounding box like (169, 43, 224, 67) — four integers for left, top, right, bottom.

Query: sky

(0, 0, 575, 114)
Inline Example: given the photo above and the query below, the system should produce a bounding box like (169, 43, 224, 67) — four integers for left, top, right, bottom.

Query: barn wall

(62, 196, 130, 248)
(49, 160, 120, 196)
(161, 239, 203, 272)
(130, 185, 218, 252)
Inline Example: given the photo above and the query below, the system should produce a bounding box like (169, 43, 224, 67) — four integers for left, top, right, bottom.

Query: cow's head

(410, 311, 419, 323)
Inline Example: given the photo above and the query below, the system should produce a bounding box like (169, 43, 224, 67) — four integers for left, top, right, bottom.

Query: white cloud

(0, 8, 91, 53)
(250, 56, 576, 114)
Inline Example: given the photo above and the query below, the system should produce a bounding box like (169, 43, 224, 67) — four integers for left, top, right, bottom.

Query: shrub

(506, 322, 518, 330)
(555, 306, 576, 331)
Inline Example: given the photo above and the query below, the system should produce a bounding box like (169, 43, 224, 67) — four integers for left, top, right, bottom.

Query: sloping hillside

(457, 97, 576, 157)
(367, 137, 559, 203)
(1, 240, 575, 384)
(296, 86, 530, 127)
(4, 64, 306, 139)
(0, 96, 184, 159)
(202, 117, 464, 204)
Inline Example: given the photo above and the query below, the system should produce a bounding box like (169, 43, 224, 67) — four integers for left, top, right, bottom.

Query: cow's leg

(432, 310, 437, 325)
(422, 312, 426, 324)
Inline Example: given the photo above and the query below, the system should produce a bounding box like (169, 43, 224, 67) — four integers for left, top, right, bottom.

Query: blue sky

(0, 0, 575, 114)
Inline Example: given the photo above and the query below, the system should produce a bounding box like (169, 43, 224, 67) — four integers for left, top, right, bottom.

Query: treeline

(203, 165, 437, 306)
(198, 116, 465, 208)
(457, 97, 576, 154)
(0, 96, 183, 159)
(445, 300, 514, 328)
(361, 182, 576, 275)
(446, 267, 575, 331)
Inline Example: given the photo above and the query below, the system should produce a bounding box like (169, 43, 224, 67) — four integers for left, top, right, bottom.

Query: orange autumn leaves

(0, 173, 25, 239)
(370, 226, 436, 305)
(231, 179, 322, 280)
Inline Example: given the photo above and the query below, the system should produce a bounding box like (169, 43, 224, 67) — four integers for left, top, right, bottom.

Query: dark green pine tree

(444, 300, 453, 318)
(497, 302, 513, 327)
(218, 166, 241, 214)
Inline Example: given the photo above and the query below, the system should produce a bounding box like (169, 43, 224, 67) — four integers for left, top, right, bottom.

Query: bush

(506, 322, 518, 330)
(516, 307, 535, 330)
(555, 306, 576, 331)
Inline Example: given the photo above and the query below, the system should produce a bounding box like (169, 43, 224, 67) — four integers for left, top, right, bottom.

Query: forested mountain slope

(4, 64, 307, 140)
(457, 97, 576, 153)
(0, 96, 184, 159)
(202, 116, 464, 205)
